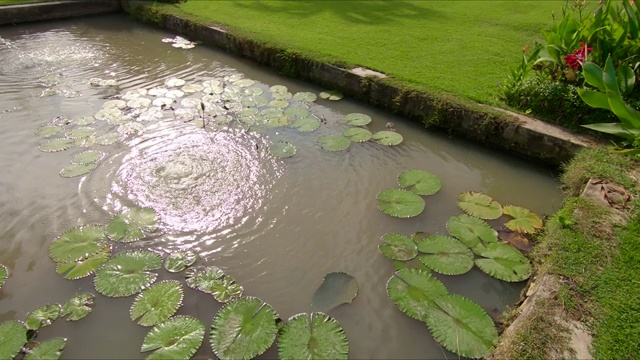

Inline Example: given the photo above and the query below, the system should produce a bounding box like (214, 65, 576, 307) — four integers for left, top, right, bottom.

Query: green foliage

(371, 131, 403, 146)
(503, 205, 543, 234)
(416, 235, 474, 275)
(94, 250, 162, 297)
(25, 305, 61, 330)
(0, 264, 7, 289)
(316, 134, 351, 152)
(397, 170, 441, 196)
(376, 189, 425, 218)
(456, 192, 502, 220)
(164, 251, 197, 273)
(49, 224, 107, 264)
(378, 233, 418, 261)
(0, 321, 27, 359)
(61, 293, 95, 321)
(131, 281, 184, 327)
(105, 207, 158, 243)
(474, 242, 532, 282)
(269, 141, 297, 158)
(56, 247, 110, 280)
(25, 337, 66, 360)
(278, 313, 348, 360)
(342, 127, 372, 142)
(446, 214, 498, 248)
(141, 316, 205, 359)
(341, 113, 372, 126)
(185, 266, 243, 303)
(386, 269, 448, 321)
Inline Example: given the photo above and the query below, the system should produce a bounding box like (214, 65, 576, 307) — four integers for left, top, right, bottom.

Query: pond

(0, 14, 562, 359)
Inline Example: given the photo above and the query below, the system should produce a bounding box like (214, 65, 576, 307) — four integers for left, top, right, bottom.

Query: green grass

(0, 0, 47, 5)
(168, 0, 565, 105)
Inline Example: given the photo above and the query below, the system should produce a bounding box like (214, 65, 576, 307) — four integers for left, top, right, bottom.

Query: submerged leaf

(49, 224, 107, 263)
(503, 205, 543, 234)
(269, 141, 297, 158)
(446, 214, 498, 248)
(474, 242, 531, 282)
(376, 188, 425, 218)
(56, 246, 110, 280)
(141, 316, 205, 360)
(25, 305, 61, 330)
(94, 250, 162, 297)
(164, 251, 197, 273)
(278, 313, 348, 360)
(342, 127, 372, 142)
(416, 235, 473, 275)
(457, 192, 502, 220)
(38, 138, 74, 152)
(371, 131, 403, 145)
(317, 134, 351, 152)
(398, 170, 441, 196)
(378, 233, 417, 261)
(131, 280, 184, 327)
(312, 272, 359, 312)
(342, 113, 371, 126)
(60, 293, 95, 321)
(105, 207, 157, 243)
(0, 321, 27, 359)
(386, 268, 448, 321)
(24, 337, 66, 360)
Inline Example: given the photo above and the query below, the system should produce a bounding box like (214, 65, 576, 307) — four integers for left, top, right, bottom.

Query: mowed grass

(0, 0, 46, 5)
(174, 1, 565, 104)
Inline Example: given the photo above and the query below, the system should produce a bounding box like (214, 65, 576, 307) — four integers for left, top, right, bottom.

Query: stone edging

(0, 0, 120, 26)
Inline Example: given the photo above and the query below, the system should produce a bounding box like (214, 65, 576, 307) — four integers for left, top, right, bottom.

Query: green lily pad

(131, 280, 184, 327)
(446, 214, 498, 248)
(71, 150, 104, 165)
(371, 131, 403, 146)
(185, 266, 243, 303)
(425, 294, 498, 359)
(342, 127, 372, 142)
(474, 242, 532, 282)
(291, 116, 321, 132)
(457, 192, 502, 220)
(268, 100, 289, 108)
(94, 250, 162, 297)
(267, 116, 290, 127)
(141, 316, 205, 360)
(317, 134, 351, 152)
(73, 116, 96, 126)
(416, 235, 474, 275)
(95, 108, 124, 123)
(244, 87, 264, 96)
(105, 207, 157, 243)
(164, 251, 197, 273)
(342, 113, 371, 126)
(269, 141, 297, 158)
(386, 268, 448, 321)
(60, 163, 97, 178)
(398, 170, 441, 196)
(272, 91, 293, 100)
(95, 132, 122, 145)
(35, 125, 63, 138)
(312, 272, 359, 312)
(127, 97, 152, 109)
(376, 188, 425, 218)
(103, 99, 126, 109)
(378, 233, 418, 261)
(165, 78, 186, 88)
(38, 138, 74, 152)
(0, 321, 27, 359)
(66, 127, 95, 140)
(319, 90, 343, 101)
(270, 85, 288, 93)
(117, 122, 144, 135)
(60, 293, 95, 321)
(56, 246, 110, 280)
(210, 297, 278, 360)
(234, 79, 255, 88)
(278, 313, 348, 360)
(49, 224, 107, 263)
(152, 97, 173, 107)
(25, 304, 61, 330)
(24, 337, 66, 360)
(148, 87, 168, 97)
(181, 83, 204, 93)
(503, 205, 543, 234)
(292, 92, 317, 102)
(284, 106, 311, 119)
(0, 264, 7, 289)
(75, 136, 96, 148)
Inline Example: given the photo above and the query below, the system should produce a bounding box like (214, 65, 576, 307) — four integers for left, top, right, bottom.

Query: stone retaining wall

(0, 0, 120, 26)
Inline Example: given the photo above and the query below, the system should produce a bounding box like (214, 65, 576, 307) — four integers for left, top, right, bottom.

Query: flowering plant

(564, 42, 593, 69)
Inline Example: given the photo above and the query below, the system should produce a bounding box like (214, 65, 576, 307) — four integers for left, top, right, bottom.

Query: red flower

(564, 42, 593, 69)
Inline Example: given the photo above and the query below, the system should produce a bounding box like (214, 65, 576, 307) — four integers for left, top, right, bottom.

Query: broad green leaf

(66, 127, 95, 140)
(616, 65, 636, 95)
(24, 337, 66, 360)
(284, 106, 311, 120)
(95, 132, 122, 145)
(0, 321, 27, 359)
(71, 150, 104, 165)
(267, 115, 290, 127)
(105, 207, 157, 243)
(164, 251, 197, 273)
(165, 78, 186, 87)
(503, 205, 543, 234)
(39, 138, 74, 152)
(278, 313, 348, 360)
(94, 250, 162, 297)
(292, 92, 317, 102)
(425, 294, 498, 359)
(186, 266, 244, 303)
(210, 297, 278, 360)
(578, 89, 610, 110)
(291, 117, 321, 132)
(386, 268, 448, 321)
(60, 163, 96, 178)
(398, 170, 441, 196)
(234, 79, 255, 88)
(371, 131, 403, 145)
(0, 264, 7, 289)
(73, 116, 95, 126)
(131, 281, 184, 327)
(312, 272, 359, 312)
(60, 293, 95, 321)
(378, 233, 418, 261)
(581, 62, 605, 91)
(416, 235, 474, 275)
(25, 305, 61, 330)
(35, 125, 63, 138)
(141, 316, 205, 360)
(607, 90, 640, 129)
(342, 127, 372, 142)
(127, 97, 152, 109)
(342, 113, 371, 126)
(317, 135, 351, 152)
(49, 224, 107, 263)
(376, 188, 425, 218)
(103, 99, 126, 109)
(623, 0, 639, 39)
(55, 246, 110, 280)
(474, 242, 531, 282)
(269, 100, 289, 108)
(319, 90, 343, 101)
(269, 141, 297, 158)
(181, 83, 203, 93)
(270, 85, 289, 93)
(457, 192, 502, 220)
(447, 214, 498, 248)
(581, 122, 640, 141)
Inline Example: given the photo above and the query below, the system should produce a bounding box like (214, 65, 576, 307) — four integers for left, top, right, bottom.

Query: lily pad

(117, 122, 144, 135)
(272, 91, 293, 100)
(35, 125, 63, 138)
(105, 207, 157, 243)
(317, 134, 350, 152)
(141, 316, 205, 360)
(371, 131, 403, 146)
(342, 127, 372, 142)
(148, 87, 168, 97)
(457, 192, 502, 220)
(416, 235, 474, 275)
(244, 87, 264, 96)
(56, 246, 110, 280)
(95, 108, 124, 123)
(210, 297, 278, 360)
(0, 264, 7, 289)
(127, 97, 152, 109)
(60, 293, 95, 321)
(181, 83, 203, 93)
(165, 78, 186, 88)
(446, 214, 498, 248)
(95, 132, 122, 145)
(376, 188, 425, 218)
(73, 116, 96, 126)
(66, 127, 95, 140)
(60, 163, 97, 178)
(284, 106, 311, 119)
(234, 79, 255, 87)
(425, 294, 498, 359)
(24, 337, 66, 360)
(398, 170, 441, 196)
(291, 116, 321, 132)
(0, 321, 27, 359)
(38, 138, 74, 152)
(319, 90, 343, 101)
(312, 272, 359, 312)
(267, 116, 290, 127)
(268, 100, 289, 108)
(292, 92, 317, 102)
(386, 268, 448, 321)
(94, 250, 162, 297)
(270, 85, 288, 94)
(474, 242, 531, 282)
(131, 280, 184, 327)
(102, 99, 126, 109)
(342, 113, 371, 126)
(49, 224, 107, 263)
(269, 141, 297, 158)
(152, 97, 173, 107)
(71, 150, 104, 165)
(185, 266, 243, 303)
(164, 251, 197, 273)
(378, 233, 418, 261)
(278, 313, 348, 360)
(165, 90, 184, 99)
(503, 205, 543, 234)
(25, 304, 61, 330)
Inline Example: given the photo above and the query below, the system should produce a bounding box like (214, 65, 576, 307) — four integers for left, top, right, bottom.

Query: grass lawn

(0, 0, 46, 5)
(171, 1, 566, 105)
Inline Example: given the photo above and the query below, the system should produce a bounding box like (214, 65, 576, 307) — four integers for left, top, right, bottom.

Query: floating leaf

(181, 83, 203, 93)
(117, 122, 144, 135)
(49, 224, 107, 263)
(105, 207, 157, 243)
(376, 188, 425, 218)
(185, 266, 243, 303)
(270, 85, 288, 93)
(234, 79, 255, 87)
(35, 125, 63, 138)
(416, 235, 473, 275)
(152, 97, 173, 107)
(342, 113, 371, 126)
(0, 264, 7, 289)
(312, 272, 358, 312)
(127, 98, 152, 109)
(60, 293, 95, 321)
(165, 78, 186, 88)
(56, 246, 110, 280)
(269, 141, 297, 158)
(446, 214, 498, 248)
(386, 268, 448, 321)
(148, 87, 168, 97)
(342, 127, 372, 142)
(291, 116, 321, 132)
(284, 106, 311, 119)
(378, 233, 417, 261)
(65, 127, 95, 140)
(210, 297, 278, 360)
(268, 100, 289, 108)
(25, 305, 61, 330)
(371, 131, 403, 145)
(24, 337, 66, 360)
(503, 205, 543, 234)
(165, 90, 184, 99)
(457, 192, 502, 220)
(474, 242, 531, 282)
(60, 163, 96, 178)
(319, 90, 343, 101)
(141, 316, 205, 360)
(94, 250, 162, 297)
(317, 134, 350, 152)
(95, 132, 122, 145)
(244, 87, 264, 96)
(278, 313, 348, 360)
(398, 170, 441, 196)
(272, 91, 293, 100)
(267, 115, 290, 127)
(95, 108, 124, 123)
(0, 321, 27, 359)
(71, 150, 104, 165)
(38, 138, 74, 152)
(425, 294, 498, 358)
(131, 281, 184, 327)
(164, 251, 197, 273)
(102, 99, 126, 109)
(292, 92, 317, 102)
(73, 116, 95, 126)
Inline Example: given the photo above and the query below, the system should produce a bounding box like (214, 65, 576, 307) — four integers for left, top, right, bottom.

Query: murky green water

(0, 14, 562, 359)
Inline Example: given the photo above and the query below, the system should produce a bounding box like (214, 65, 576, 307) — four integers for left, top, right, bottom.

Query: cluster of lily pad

(161, 35, 196, 49)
